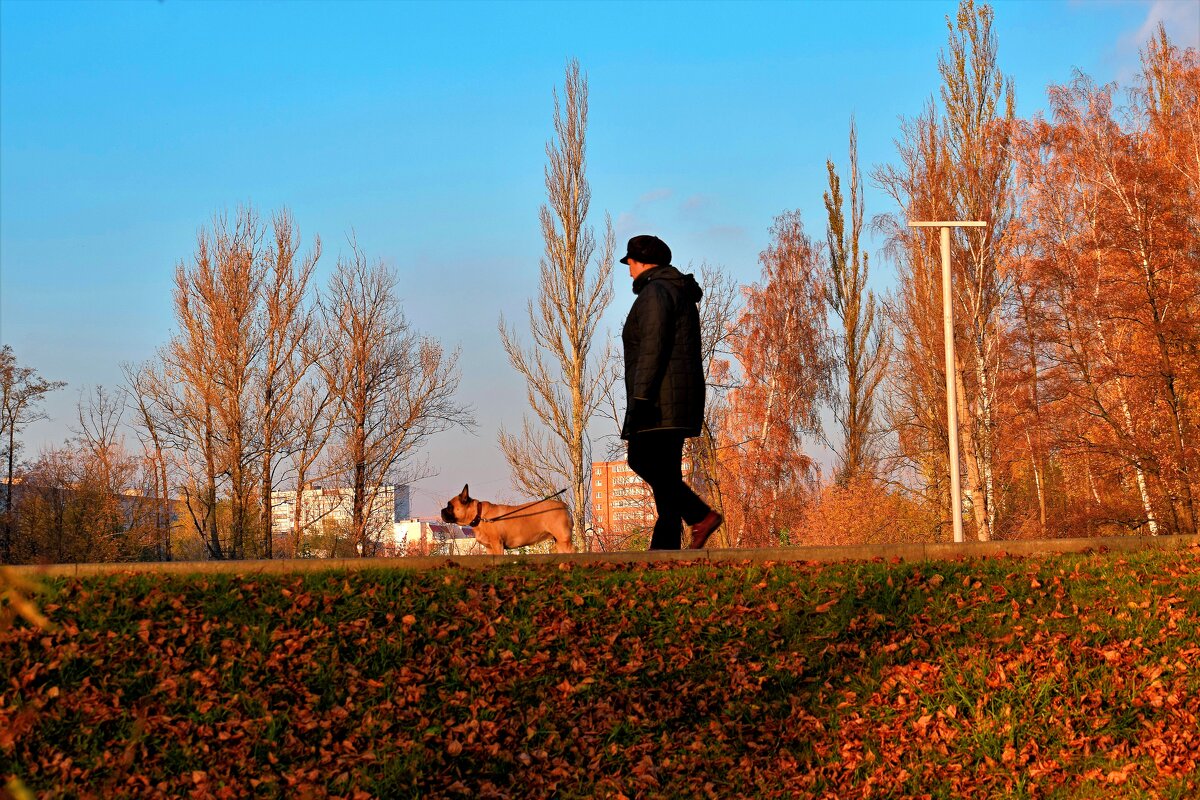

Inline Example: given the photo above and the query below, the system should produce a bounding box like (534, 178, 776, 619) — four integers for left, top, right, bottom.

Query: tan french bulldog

(440, 484, 574, 554)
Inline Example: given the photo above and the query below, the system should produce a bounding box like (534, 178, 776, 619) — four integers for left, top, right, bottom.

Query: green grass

(3, 547, 1199, 798)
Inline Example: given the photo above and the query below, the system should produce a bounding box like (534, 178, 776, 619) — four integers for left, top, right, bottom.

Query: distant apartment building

(591, 457, 701, 543)
(270, 484, 411, 541)
(590, 460, 656, 538)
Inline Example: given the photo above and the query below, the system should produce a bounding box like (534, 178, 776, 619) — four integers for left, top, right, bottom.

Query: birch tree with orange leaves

(1009, 26, 1198, 535)
(720, 211, 832, 547)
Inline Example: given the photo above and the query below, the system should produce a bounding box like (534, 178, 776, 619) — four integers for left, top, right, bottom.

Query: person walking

(619, 234, 723, 550)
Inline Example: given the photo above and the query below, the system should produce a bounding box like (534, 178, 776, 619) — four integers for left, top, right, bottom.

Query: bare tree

(162, 337, 222, 559)
(72, 386, 160, 560)
(824, 117, 890, 485)
(140, 207, 322, 560)
(321, 243, 473, 557)
(122, 360, 174, 560)
(3, 387, 151, 564)
(282, 378, 340, 558)
(73, 386, 128, 555)
(498, 59, 616, 547)
(163, 208, 266, 559)
(74, 386, 125, 494)
(256, 210, 321, 557)
(0, 345, 66, 562)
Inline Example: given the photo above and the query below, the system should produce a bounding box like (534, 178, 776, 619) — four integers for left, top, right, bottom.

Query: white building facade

(270, 484, 411, 544)
(385, 519, 481, 557)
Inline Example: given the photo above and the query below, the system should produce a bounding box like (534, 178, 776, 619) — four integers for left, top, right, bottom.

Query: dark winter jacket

(621, 265, 705, 439)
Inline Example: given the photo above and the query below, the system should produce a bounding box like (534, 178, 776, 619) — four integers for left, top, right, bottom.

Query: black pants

(627, 430, 712, 550)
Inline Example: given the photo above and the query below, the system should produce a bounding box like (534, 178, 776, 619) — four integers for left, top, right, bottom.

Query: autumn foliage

(3, 548, 1199, 797)
(794, 477, 939, 547)
(1003, 29, 1200, 539)
(718, 211, 831, 548)
(707, 11, 1198, 546)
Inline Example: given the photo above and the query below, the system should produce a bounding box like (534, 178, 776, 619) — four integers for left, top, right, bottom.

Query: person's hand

(629, 397, 660, 430)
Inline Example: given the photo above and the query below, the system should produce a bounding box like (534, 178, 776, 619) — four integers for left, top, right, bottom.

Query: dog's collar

(469, 501, 483, 528)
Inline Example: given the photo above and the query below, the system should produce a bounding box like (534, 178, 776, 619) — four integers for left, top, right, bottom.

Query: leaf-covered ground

(3, 547, 1199, 799)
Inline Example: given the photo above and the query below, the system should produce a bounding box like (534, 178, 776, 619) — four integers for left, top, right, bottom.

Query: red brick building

(590, 460, 656, 540)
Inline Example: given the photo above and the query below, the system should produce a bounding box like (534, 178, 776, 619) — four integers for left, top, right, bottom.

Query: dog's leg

(554, 522, 576, 554)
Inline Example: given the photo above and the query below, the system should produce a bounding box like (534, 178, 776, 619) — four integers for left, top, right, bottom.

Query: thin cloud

(615, 188, 674, 241)
(614, 211, 648, 239)
(616, 190, 743, 251)
(1107, 0, 1199, 83)
(614, 211, 640, 230)
(637, 188, 673, 204)
(1126, 0, 1199, 49)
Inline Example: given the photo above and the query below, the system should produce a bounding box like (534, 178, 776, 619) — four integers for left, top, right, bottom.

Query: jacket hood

(632, 264, 703, 303)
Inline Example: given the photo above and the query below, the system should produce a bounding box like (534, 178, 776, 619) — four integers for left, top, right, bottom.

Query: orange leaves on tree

(717, 210, 832, 548)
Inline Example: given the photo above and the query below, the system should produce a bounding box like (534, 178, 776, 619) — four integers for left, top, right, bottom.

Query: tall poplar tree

(876, 0, 1014, 540)
(498, 59, 616, 548)
(824, 117, 889, 485)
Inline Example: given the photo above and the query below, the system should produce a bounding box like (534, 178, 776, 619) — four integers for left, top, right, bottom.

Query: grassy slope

(2, 547, 1199, 799)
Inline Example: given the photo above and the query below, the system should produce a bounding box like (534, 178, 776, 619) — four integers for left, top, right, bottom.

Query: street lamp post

(908, 220, 986, 544)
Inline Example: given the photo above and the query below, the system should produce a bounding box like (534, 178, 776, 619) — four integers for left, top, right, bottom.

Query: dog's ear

(460, 484, 470, 501)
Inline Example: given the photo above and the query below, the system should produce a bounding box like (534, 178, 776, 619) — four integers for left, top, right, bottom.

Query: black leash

(472, 488, 568, 525)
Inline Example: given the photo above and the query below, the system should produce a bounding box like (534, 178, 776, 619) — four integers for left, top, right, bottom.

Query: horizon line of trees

(2, 1, 1195, 564)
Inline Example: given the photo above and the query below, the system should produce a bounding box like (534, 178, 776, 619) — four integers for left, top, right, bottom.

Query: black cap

(619, 234, 671, 266)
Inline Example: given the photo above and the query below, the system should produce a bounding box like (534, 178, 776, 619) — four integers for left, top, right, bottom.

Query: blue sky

(2, 0, 1196, 515)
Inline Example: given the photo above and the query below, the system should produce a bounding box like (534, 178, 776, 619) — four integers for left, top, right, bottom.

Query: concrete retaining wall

(5, 534, 1197, 579)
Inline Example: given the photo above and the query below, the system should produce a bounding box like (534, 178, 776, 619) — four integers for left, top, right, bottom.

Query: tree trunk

(292, 481, 305, 558)
(1117, 386, 1160, 536)
(956, 365, 991, 541)
(4, 425, 14, 561)
(1026, 429, 1047, 534)
(204, 408, 222, 559)
(1139, 248, 1196, 534)
(157, 446, 170, 561)
(261, 431, 274, 559)
(353, 418, 367, 557)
